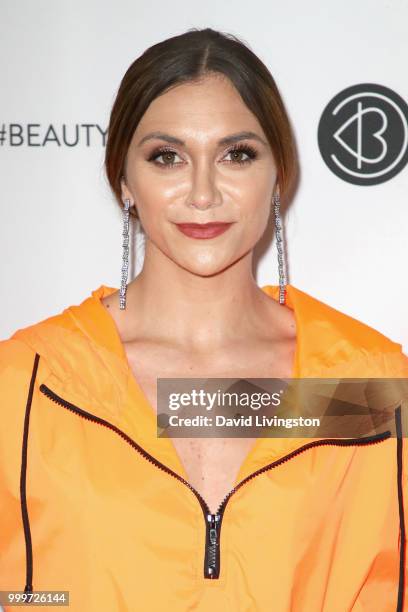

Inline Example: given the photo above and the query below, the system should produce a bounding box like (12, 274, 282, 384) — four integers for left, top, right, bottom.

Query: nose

(187, 157, 222, 210)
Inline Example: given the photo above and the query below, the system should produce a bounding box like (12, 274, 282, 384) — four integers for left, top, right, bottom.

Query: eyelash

(147, 143, 259, 168)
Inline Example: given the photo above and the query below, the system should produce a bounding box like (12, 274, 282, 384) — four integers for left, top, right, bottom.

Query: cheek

(240, 188, 272, 230)
(131, 176, 170, 227)
(237, 169, 274, 212)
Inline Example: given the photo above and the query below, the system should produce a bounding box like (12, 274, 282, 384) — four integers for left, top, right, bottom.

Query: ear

(120, 175, 133, 205)
(273, 180, 281, 200)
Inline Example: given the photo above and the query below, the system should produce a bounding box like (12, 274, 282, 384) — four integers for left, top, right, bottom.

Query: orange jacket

(0, 283, 407, 611)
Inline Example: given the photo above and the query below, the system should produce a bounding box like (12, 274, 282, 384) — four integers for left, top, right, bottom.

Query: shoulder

(0, 337, 42, 408)
(0, 340, 41, 464)
(0, 307, 66, 403)
(0, 336, 38, 378)
(294, 285, 397, 343)
(290, 285, 408, 377)
(0, 289, 89, 381)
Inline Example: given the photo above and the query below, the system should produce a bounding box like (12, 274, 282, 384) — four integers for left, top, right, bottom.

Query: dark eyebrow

(137, 130, 268, 147)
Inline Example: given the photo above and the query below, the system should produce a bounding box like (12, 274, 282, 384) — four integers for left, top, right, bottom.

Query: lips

(175, 222, 233, 239)
(177, 222, 230, 228)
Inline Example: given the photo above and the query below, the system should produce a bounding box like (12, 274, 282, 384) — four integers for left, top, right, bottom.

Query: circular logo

(317, 83, 408, 185)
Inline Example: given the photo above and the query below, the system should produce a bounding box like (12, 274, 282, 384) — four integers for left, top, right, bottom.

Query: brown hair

(105, 27, 298, 219)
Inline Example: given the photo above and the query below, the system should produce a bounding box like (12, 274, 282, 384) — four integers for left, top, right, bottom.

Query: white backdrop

(1, 0, 407, 353)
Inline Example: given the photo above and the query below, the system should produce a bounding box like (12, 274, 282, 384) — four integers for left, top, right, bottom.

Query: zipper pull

(205, 513, 221, 578)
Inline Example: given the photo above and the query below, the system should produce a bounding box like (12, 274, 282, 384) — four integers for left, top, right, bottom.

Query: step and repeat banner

(1, 0, 407, 352)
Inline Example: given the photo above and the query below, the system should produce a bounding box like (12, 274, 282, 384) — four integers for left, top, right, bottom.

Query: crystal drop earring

(119, 198, 131, 310)
(273, 192, 287, 305)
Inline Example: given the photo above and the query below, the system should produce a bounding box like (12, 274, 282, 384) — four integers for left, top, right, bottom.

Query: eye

(146, 143, 259, 169)
(147, 147, 183, 168)
(224, 144, 258, 165)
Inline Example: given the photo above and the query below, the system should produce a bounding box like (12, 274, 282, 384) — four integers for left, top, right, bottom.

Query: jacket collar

(11, 282, 407, 483)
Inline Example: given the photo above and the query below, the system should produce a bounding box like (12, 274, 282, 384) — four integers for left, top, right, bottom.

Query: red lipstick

(175, 222, 233, 239)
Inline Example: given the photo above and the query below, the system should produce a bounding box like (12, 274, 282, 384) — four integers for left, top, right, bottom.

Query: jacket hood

(8, 281, 408, 487)
(11, 282, 407, 384)
(11, 284, 130, 423)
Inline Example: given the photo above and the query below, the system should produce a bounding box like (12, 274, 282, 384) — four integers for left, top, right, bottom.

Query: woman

(0, 27, 407, 612)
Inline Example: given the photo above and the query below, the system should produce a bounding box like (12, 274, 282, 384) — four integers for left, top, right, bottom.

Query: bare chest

(124, 340, 296, 514)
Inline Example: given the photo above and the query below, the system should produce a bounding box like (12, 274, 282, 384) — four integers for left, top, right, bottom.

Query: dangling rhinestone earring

(119, 198, 131, 310)
(273, 192, 287, 305)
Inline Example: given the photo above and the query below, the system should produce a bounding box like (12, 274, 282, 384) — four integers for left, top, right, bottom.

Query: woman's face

(121, 73, 278, 276)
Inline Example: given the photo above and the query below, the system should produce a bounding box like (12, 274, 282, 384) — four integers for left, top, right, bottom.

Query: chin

(177, 259, 236, 277)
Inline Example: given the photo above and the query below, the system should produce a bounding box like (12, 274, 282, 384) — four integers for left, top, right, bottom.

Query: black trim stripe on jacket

(20, 352, 40, 598)
(18, 353, 406, 610)
(396, 404, 406, 612)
